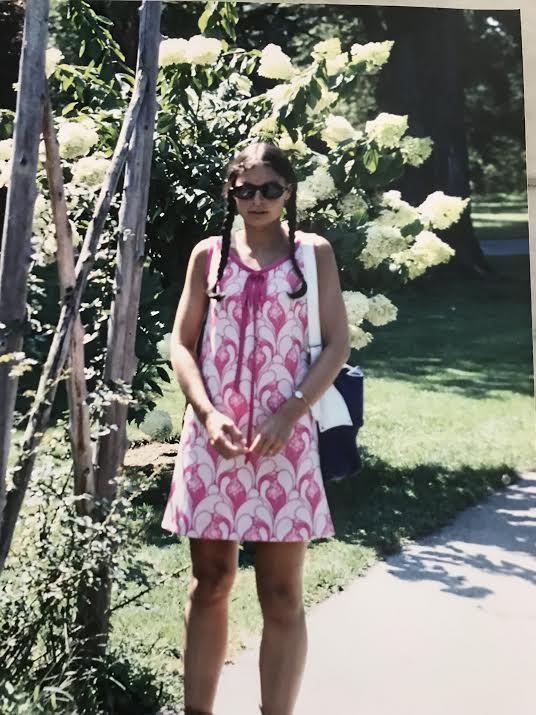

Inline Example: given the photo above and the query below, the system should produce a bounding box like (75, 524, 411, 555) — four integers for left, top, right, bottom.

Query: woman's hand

(247, 408, 297, 458)
(204, 410, 248, 459)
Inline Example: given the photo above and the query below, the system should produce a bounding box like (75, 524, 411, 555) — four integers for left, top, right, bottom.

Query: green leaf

(198, 0, 218, 33)
(156, 366, 171, 383)
(79, 40, 86, 58)
(363, 147, 379, 173)
(61, 101, 78, 116)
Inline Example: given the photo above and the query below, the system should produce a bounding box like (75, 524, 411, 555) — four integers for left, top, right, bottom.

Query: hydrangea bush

(0, 0, 470, 422)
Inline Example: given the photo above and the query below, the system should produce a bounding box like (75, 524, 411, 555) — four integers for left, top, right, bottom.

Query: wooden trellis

(0, 0, 162, 625)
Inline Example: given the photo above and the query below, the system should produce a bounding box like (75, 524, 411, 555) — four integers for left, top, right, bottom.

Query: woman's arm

(281, 235, 351, 422)
(248, 235, 350, 457)
(170, 238, 248, 458)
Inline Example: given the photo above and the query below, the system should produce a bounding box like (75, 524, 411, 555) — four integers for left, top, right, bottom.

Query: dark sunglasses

(231, 181, 288, 200)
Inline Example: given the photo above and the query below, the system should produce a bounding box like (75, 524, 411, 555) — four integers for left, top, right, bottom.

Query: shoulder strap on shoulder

(302, 243, 322, 355)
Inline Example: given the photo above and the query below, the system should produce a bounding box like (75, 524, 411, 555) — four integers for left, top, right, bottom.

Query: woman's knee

(258, 581, 304, 626)
(189, 542, 237, 607)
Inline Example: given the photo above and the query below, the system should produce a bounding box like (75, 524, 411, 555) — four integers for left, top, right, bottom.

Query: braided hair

(207, 142, 307, 301)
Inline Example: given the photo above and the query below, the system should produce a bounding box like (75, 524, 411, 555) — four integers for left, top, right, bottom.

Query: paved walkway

(214, 472, 536, 715)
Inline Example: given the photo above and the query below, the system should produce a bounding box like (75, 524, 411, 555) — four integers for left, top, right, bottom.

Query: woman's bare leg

(183, 538, 239, 712)
(255, 541, 308, 715)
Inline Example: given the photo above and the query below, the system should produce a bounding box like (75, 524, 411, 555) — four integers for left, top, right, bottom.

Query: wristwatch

(293, 389, 311, 409)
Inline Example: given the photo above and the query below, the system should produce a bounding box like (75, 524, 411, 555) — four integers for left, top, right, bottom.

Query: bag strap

(302, 243, 322, 362)
(301, 241, 353, 430)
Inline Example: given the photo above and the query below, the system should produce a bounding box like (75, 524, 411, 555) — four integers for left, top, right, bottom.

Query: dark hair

(207, 142, 307, 301)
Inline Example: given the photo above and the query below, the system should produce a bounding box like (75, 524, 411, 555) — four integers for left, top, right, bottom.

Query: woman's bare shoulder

(296, 230, 332, 251)
(191, 235, 220, 262)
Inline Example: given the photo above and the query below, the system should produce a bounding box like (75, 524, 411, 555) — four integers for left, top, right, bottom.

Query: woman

(162, 142, 350, 715)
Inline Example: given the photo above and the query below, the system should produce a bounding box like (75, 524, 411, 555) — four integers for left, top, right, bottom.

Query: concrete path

(480, 238, 529, 255)
(214, 472, 536, 715)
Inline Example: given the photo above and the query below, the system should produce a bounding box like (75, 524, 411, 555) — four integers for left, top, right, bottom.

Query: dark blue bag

(317, 364, 364, 483)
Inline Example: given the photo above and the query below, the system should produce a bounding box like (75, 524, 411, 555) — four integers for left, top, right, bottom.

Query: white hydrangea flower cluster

(418, 191, 470, 231)
(227, 72, 252, 96)
(321, 114, 362, 148)
(311, 37, 348, 76)
(314, 88, 338, 112)
(0, 138, 13, 188)
(390, 230, 455, 279)
(343, 290, 397, 349)
(349, 325, 373, 350)
(312, 38, 342, 61)
(45, 47, 64, 78)
(266, 82, 297, 112)
(360, 223, 409, 269)
(140, 409, 173, 441)
(157, 332, 172, 362)
(71, 154, 110, 188)
(365, 294, 398, 326)
(296, 165, 336, 215)
(376, 190, 420, 228)
(343, 290, 369, 325)
(31, 194, 81, 266)
(250, 115, 278, 138)
(399, 136, 433, 167)
(365, 112, 408, 149)
(0, 139, 12, 163)
(350, 41, 394, 73)
(57, 118, 99, 160)
(258, 43, 295, 80)
(159, 36, 223, 67)
(278, 130, 308, 156)
(340, 192, 368, 221)
(159, 38, 189, 66)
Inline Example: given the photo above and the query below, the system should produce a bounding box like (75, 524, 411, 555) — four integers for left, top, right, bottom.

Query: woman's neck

(233, 220, 290, 257)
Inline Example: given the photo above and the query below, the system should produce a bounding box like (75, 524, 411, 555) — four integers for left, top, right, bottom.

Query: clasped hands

(204, 407, 297, 459)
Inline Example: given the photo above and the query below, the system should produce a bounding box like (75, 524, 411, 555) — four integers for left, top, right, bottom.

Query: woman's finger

(223, 421, 247, 447)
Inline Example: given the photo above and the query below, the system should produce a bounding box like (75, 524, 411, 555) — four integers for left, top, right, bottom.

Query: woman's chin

(244, 212, 275, 227)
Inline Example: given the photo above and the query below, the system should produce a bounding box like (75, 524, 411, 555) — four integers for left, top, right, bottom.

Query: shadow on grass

(316, 448, 525, 561)
(357, 257, 533, 399)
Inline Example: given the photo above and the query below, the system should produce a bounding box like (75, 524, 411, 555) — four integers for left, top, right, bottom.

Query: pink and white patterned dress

(161, 234, 335, 542)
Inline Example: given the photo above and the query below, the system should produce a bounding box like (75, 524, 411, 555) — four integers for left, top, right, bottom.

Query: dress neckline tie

(233, 271, 268, 462)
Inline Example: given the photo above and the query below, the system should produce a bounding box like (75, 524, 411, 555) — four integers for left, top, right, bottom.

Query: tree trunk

(0, 0, 49, 535)
(77, 0, 161, 654)
(378, 7, 491, 276)
(42, 89, 95, 514)
(0, 66, 148, 572)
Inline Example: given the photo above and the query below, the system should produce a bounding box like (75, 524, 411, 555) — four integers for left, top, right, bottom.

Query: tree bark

(378, 7, 491, 276)
(0, 67, 147, 572)
(42, 88, 95, 514)
(0, 0, 49, 536)
(77, 0, 161, 656)
(95, 0, 160, 499)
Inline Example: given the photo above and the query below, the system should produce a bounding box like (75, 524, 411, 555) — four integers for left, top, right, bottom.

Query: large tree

(358, 7, 490, 276)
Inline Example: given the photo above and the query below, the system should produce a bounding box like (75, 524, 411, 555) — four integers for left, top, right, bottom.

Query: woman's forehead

(235, 164, 284, 184)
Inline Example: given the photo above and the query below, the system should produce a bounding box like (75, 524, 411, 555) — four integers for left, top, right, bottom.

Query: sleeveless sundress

(161, 235, 335, 542)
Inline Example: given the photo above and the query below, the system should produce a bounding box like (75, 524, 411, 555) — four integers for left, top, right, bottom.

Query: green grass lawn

(110, 250, 535, 708)
(471, 193, 529, 241)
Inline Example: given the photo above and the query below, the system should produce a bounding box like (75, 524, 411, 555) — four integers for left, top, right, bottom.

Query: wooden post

(0, 69, 148, 572)
(95, 0, 161, 499)
(76, 0, 161, 655)
(0, 0, 49, 534)
(42, 88, 95, 513)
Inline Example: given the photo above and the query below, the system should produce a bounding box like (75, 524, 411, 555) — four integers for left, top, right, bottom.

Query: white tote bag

(301, 243, 353, 432)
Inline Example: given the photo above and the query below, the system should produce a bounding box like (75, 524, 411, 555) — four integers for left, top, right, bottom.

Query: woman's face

(232, 164, 293, 229)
